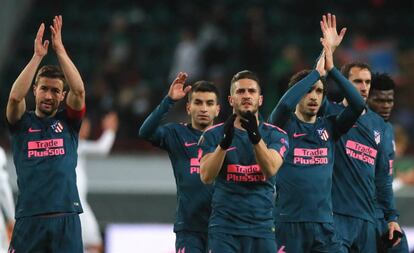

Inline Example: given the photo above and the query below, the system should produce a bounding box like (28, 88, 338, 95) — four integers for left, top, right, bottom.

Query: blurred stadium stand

(2, 0, 414, 150)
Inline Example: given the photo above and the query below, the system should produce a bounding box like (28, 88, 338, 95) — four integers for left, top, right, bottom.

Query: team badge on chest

(317, 128, 329, 141)
(374, 130, 381, 144)
(51, 120, 64, 133)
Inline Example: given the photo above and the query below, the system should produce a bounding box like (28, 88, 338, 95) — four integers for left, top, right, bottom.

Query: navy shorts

(275, 221, 341, 253)
(176, 231, 207, 253)
(9, 213, 83, 253)
(208, 231, 277, 253)
(334, 213, 376, 253)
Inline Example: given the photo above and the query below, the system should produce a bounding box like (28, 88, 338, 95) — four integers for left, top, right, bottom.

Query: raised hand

(320, 13, 347, 52)
(321, 39, 334, 71)
(50, 15, 66, 54)
(168, 72, 191, 101)
(240, 111, 261, 144)
(219, 114, 236, 150)
(34, 23, 49, 57)
(102, 112, 119, 131)
(315, 50, 327, 77)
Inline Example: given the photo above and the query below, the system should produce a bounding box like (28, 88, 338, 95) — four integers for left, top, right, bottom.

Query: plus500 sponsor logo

(27, 139, 65, 158)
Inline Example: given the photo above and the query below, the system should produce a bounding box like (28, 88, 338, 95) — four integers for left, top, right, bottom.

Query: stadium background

(1, 0, 414, 252)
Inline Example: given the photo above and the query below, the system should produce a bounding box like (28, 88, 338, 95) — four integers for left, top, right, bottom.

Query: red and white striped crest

(51, 121, 64, 133)
(317, 128, 329, 141)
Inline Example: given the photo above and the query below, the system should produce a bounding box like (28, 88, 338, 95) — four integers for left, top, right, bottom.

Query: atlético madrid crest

(51, 120, 64, 133)
(317, 128, 329, 141)
(374, 130, 381, 144)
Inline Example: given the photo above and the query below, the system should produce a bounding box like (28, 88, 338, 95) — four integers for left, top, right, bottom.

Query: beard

(239, 110, 254, 119)
(193, 116, 214, 130)
(304, 109, 317, 117)
(37, 101, 58, 116)
(39, 107, 54, 116)
(298, 107, 318, 120)
(196, 120, 210, 128)
(236, 105, 258, 118)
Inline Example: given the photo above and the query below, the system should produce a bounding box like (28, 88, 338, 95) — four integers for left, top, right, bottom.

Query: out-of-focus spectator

(266, 44, 306, 115)
(240, 6, 268, 78)
(169, 27, 203, 83)
(393, 125, 414, 188)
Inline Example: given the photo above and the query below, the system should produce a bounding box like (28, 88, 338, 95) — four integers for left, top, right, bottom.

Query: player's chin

(39, 108, 54, 116)
(306, 109, 318, 116)
(195, 118, 213, 127)
(39, 105, 56, 116)
(380, 113, 390, 120)
(307, 106, 320, 113)
(240, 104, 254, 111)
(240, 107, 257, 114)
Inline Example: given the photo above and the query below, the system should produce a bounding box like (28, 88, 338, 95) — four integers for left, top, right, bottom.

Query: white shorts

(80, 198, 102, 246)
(0, 213, 9, 253)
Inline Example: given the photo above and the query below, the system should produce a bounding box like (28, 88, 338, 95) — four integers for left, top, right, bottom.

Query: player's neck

(191, 121, 212, 132)
(295, 110, 316, 123)
(234, 117, 243, 129)
(35, 108, 57, 119)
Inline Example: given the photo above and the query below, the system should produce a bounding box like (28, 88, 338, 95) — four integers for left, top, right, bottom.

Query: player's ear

(33, 84, 37, 96)
(228, 95, 233, 107)
(186, 102, 191, 115)
(60, 91, 67, 102)
(215, 104, 220, 117)
(259, 95, 263, 107)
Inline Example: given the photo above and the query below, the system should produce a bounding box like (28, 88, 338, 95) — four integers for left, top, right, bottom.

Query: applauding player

(200, 70, 288, 253)
(6, 16, 86, 253)
(320, 14, 403, 253)
(268, 14, 364, 252)
(139, 73, 220, 253)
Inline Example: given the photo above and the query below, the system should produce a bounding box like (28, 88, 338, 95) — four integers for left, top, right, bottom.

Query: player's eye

(248, 88, 257, 93)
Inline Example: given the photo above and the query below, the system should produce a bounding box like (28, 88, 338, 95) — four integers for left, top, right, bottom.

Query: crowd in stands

(1, 0, 414, 155)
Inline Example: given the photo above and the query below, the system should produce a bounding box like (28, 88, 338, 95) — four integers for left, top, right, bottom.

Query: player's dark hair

(188, 80, 220, 103)
(340, 62, 372, 78)
(371, 72, 395, 92)
(288, 69, 327, 96)
(230, 70, 260, 94)
(35, 65, 67, 90)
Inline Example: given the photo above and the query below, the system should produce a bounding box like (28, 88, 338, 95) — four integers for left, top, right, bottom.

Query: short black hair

(371, 72, 395, 92)
(188, 80, 220, 103)
(288, 69, 327, 96)
(35, 65, 67, 90)
(230, 70, 260, 94)
(340, 62, 372, 78)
